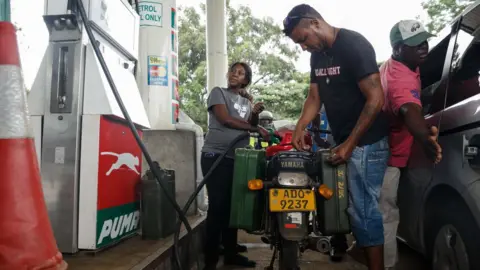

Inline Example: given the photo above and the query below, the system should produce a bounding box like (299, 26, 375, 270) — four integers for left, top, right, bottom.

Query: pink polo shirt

(379, 58, 422, 168)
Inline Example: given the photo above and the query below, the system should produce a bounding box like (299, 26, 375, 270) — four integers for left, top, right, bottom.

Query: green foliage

(421, 0, 474, 34)
(251, 77, 309, 121)
(178, 3, 305, 130)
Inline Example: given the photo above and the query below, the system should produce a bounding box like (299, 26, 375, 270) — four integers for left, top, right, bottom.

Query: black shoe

(330, 235, 348, 252)
(224, 254, 256, 268)
(236, 244, 248, 253)
(219, 244, 248, 255)
(329, 235, 347, 263)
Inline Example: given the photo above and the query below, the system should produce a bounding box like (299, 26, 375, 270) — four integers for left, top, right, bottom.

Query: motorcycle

(245, 127, 350, 269)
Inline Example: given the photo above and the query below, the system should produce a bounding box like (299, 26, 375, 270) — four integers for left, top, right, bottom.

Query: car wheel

(427, 200, 480, 270)
(432, 224, 469, 270)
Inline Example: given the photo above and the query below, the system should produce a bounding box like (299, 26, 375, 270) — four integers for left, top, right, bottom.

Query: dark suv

(398, 1, 480, 270)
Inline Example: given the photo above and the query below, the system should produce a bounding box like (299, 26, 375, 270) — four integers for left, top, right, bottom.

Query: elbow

(221, 119, 231, 127)
(214, 115, 228, 126)
(376, 95, 385, 111)
(223, 118, 237, 128)
(368, 93, 384, 113)
(306, 94, 319, 106)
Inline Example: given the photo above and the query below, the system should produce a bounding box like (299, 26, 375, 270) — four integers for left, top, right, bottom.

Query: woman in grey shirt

(201, 62, 269, 269)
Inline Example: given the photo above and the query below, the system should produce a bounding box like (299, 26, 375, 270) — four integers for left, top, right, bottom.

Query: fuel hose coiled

(75, 1, 191, 269)
(75, 1, 252, 269)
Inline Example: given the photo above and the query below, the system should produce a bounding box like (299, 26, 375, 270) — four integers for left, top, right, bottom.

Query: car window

(444, 28, 479, 108)
(452, 30, 474, 70)
(421, 34, 450, 89)
(420, 34, 450, 115)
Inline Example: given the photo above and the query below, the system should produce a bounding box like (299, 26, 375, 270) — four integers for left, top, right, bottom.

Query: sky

(12, 0, 427, 88)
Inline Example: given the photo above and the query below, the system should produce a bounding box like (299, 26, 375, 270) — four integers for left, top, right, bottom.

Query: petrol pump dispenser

(28, 0, 150, 253)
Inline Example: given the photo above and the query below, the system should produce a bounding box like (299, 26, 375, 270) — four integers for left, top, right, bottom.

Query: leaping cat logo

(101, 152, 140, 176)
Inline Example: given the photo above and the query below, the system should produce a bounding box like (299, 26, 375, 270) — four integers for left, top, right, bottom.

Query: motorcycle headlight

(277, 172, 310, 187)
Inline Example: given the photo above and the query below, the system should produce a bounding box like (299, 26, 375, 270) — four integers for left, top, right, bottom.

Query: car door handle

(464, 146, 478, 159)
(463, 134, 480, 168)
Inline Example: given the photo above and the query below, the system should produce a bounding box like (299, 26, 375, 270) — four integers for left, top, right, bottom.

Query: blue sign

(147, 56, 168, 86)
(320, 113, 329, 140)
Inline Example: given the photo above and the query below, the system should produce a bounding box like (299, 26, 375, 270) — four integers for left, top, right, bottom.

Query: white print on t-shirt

(315, 66, 341, 77)
(234, 103, 248, 118)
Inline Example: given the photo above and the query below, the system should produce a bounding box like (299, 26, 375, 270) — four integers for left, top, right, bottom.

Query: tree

(253, 81, 309, 121)
(421, 0, 474, 34)
(248, 71, 309, 120)
(178, 3, 304, 130)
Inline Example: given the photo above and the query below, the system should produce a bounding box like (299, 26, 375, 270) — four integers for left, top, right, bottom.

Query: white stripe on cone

(0, 65, 32, 139)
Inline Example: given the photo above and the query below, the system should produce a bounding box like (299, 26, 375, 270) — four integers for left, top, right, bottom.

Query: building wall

(141, 129, 197, 215)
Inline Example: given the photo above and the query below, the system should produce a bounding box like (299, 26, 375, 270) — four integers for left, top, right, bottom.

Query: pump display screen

(89, 0, 138, 57)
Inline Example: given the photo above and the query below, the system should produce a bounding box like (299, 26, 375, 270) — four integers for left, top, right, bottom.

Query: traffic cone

(0, 22, 67, 270)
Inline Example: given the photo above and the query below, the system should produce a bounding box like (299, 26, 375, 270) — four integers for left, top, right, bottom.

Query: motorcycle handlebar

(307, 128, 331, 134)
(250, 131, 282, 140)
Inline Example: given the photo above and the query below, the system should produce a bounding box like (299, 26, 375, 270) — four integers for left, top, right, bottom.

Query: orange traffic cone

(0, 22, 67, 270)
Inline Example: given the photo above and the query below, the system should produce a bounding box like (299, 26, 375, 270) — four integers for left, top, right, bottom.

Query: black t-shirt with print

(310, 28, 388, 146)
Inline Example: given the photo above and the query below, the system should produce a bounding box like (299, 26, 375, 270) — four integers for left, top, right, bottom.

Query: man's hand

(328, 141, 355, 165)
(292, 126, 310, 151)
(252, 102, 265, 114)
(399, 104, 442, 165)
(422, 126, 442, 164)
(293, 83, 322, 151)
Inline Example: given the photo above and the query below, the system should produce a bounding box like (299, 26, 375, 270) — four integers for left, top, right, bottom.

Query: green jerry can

(316, 150, 351, 235)
(140, 162, 177, 240)
(229, 148, 266, 232)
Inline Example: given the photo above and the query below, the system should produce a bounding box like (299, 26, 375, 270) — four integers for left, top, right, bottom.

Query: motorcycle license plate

(269, 189, 316, 212)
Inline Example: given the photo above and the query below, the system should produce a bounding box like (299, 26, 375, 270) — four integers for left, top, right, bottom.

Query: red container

(266, 129, 312, 157)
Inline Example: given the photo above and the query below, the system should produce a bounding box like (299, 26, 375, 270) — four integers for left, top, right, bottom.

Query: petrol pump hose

(172, 132, 250, 269)
(74, 1, 191, 269)
(74, 1, 254, 269)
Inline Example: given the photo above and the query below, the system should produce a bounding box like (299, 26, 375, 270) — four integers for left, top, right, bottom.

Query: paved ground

(216, 231, 429, 270)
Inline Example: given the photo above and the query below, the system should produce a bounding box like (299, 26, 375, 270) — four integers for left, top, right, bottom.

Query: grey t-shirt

(202, 87, 252, 157)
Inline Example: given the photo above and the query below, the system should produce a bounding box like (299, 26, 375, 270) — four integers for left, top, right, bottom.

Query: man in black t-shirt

(283, 4, 389, 270)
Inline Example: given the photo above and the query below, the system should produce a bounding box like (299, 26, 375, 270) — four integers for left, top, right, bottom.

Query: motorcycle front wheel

(278, 238, 299, 270)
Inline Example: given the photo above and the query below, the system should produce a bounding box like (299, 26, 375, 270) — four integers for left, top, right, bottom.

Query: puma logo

(101, 152, 140, 176)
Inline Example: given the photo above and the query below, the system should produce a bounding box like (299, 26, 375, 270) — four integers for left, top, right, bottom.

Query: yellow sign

(148, 56, 166, 65)
(269, 189, 316, 212)
(337, 181, 345, 199)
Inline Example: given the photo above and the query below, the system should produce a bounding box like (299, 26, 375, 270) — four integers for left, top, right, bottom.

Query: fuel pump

(28, 0, 151, 253)
(26, 1, 216, 269)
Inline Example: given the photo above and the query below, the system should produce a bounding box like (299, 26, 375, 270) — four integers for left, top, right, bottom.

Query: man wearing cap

(283, 4, 389, 270)
(379, 20, 442, 270)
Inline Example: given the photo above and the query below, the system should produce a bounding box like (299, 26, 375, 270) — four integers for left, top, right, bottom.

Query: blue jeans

(347, 137, 389, 247)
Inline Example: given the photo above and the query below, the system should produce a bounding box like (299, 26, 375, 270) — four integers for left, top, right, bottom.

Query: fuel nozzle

(267, 128, 281, 145)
